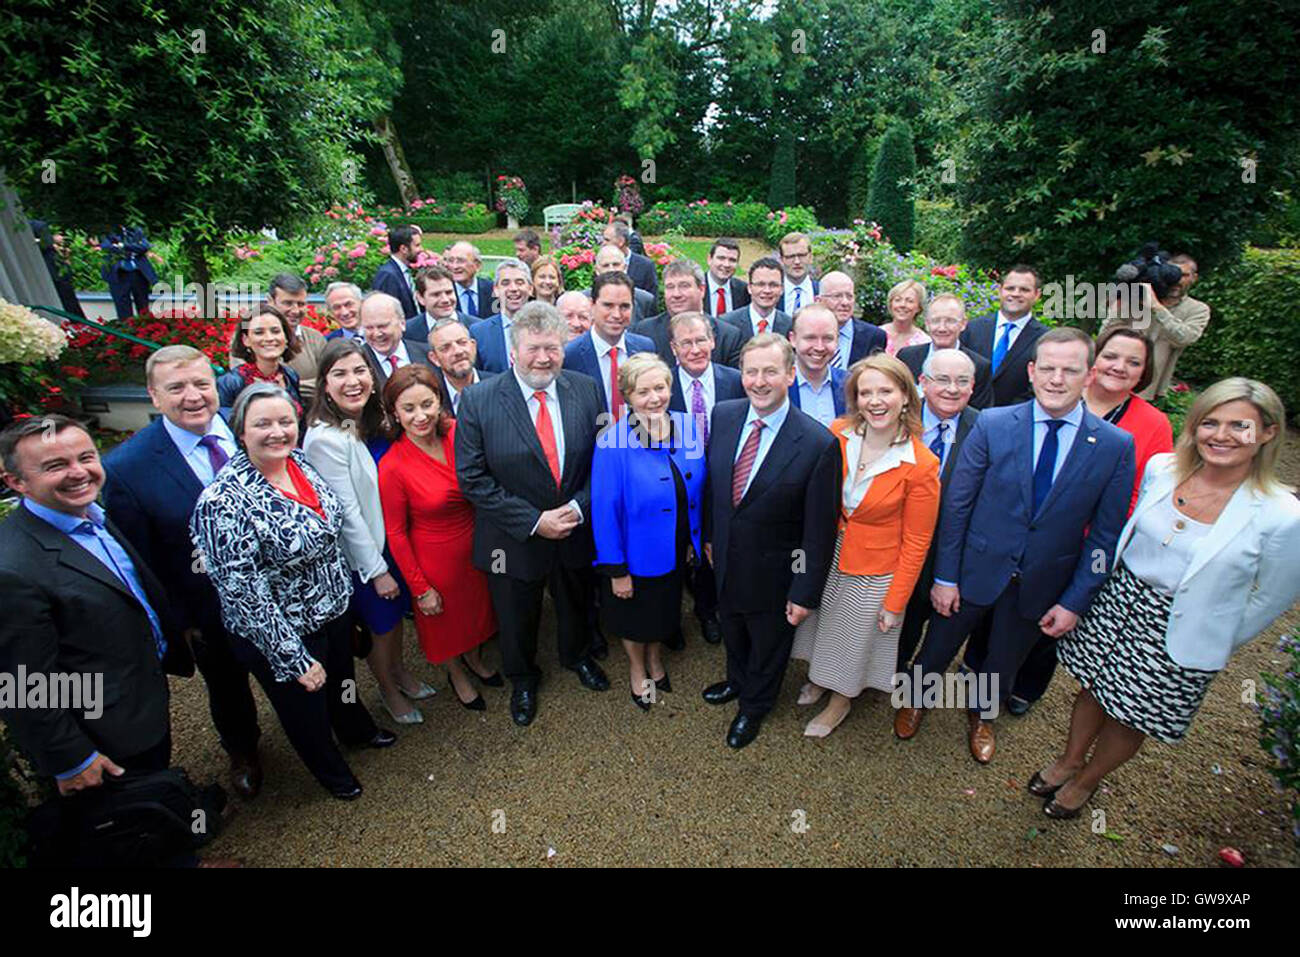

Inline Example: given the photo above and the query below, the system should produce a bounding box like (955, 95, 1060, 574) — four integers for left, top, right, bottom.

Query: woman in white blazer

(304, 339, 433, 725)
(1030, 377, 1300, 819)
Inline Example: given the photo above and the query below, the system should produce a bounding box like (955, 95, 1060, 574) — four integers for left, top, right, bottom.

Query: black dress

(598, 432, 692, 643)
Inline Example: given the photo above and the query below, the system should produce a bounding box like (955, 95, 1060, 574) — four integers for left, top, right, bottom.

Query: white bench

(543, 204, 583, 231)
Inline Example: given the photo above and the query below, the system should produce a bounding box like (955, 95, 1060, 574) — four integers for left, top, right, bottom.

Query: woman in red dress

(378, 365, 499, 710)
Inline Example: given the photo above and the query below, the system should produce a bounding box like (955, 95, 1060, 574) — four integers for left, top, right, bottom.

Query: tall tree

(866, 121, 917, 251)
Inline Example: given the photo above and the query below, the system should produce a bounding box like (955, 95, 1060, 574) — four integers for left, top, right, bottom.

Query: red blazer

(1114, 394, 1174, 515)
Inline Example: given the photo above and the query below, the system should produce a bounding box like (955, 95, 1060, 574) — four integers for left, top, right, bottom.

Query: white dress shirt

(1032, 399, 1084, 482)
(840, 425, 915, 513)
(733, 398, 790, 499)
(591, 329, 628, 410)
(747, 303, 777, 336)
(993, 311, 1033, 353)
(369, 338, 411, 373)
(784, 277, 816, 313)
(162, 414, 236, 486)
(678, 363, 716, 417)
(707, 277, 733, 315)
(513, 369, 582, 529)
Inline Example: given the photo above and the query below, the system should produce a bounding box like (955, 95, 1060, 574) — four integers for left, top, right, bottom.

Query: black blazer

(848, 319, 888, 365)
(433, 367, 496, 417)
(704, 277, 750, 317)
(719, 306, 792, 340)
(404, 309, 478, 343)
(896, 342, 995, 411)
(626, 251, 658, 297)
(365, 338, 434, 389)
(703, 400, 842, 614)
(0, 506, 192, 777)
(371, 258, 419, 319)
(913, 405, 980, 592)
(632, 311, 746, 369)
(960, 314, 1047, 407)
(455, 369, 604, 581)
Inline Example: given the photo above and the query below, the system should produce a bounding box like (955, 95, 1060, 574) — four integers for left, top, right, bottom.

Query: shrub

(495, 175, 529, 220)
(914, 199, 964, 262)
(639, 199, 820, 245)
(763, 206, 818, 247)
(1258, 630, 1300, 845)
(768, 132, 797, 209)
(1153, 383, 1198, 438)
(865, 121, 917, 253)
(419, 171, 486, 205)
(1174, 247, 1300, 420)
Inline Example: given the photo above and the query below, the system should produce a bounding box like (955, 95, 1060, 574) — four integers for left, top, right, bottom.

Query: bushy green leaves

(866, 122, 917, 252)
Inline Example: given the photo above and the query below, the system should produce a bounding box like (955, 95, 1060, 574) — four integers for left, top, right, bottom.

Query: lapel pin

(1086, 436, 1096, 444)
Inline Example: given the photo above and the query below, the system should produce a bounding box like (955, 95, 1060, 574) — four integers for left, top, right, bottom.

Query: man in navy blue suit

(633, 259, 744, 369)
(563, 272, 655, 416)
(777, 232, 819, 314)
(603, 220, 657, 298)
(896, 293, 994, 410)
(444, 241, 496, 319)
(324, 281, 364, 341)
(102, 345, 263, 798)
(370, 225, 422, 320)
(895, 327, 1134, 763)
(720, 258, 792, 339)
(787, 304, 848, 429)
(405, 265, 477, 342)
(471, 258, 535, 374)
(701, 334, 842, 749)
(817, 271, 886, 368)
(667, 312, 745, 645)
(960, 265, 1048, 407)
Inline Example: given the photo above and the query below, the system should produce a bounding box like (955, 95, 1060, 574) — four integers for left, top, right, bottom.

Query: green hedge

(403, 211, 496, 234)
(914, 199, 963, 263)
(639, 200, 819, 246)
(1174, 247, 1300, 420)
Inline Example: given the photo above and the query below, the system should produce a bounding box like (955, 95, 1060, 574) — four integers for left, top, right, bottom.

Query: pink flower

(324, 266, 338, 277)
(314, 255, 325, 264)
(370, 226, 386, 237)
(348, 246, 367, 260)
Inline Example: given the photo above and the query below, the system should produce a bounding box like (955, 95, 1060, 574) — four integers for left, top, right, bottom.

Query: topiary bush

(865, 121, 917, 253)
(768, 132, 797, 210)
(914, 199, 963, 262)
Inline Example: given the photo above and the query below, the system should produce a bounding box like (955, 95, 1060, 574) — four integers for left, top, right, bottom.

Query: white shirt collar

(446, 367, 480, 397)
(748, 303, 775, 326)
(371, 338, 410, 363)
(590, 328, 627, 358)
(162, 412, 232, 457)
(996, 310, 1031, 329)
(840, 426, 917, 484)
(795, 366, 831, 391)
(514, 368, 557, 404)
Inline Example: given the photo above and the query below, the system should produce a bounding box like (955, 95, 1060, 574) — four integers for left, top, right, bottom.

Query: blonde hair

(146, 344, 210, 387)
(618, 352, 672, 404)
(842, 353, 922, 443)
(887, 279, 928, 322)
(1174, 377, 1290, 493)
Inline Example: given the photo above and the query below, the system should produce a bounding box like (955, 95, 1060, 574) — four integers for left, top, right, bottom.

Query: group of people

(2, 227, 1298, 859)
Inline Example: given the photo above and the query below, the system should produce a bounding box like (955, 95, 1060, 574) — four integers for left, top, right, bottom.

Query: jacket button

(685, 472, 692, 479)
(1173, 611, 1183, 618)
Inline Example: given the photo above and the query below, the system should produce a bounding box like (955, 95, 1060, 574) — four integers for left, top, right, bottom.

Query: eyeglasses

(926, 376, 972, 389)
(820, 292, 854, 301)
(750, 281, 782, 290)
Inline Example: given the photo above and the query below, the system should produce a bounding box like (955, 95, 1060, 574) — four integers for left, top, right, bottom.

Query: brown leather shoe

(893, 707, 923, 740)
(230, 751, 263, 799)
(967, 712, 995, 764)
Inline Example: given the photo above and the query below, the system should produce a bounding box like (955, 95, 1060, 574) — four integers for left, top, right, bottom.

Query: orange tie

(609, 346, 622, 420)
(758, 319, 769, 334)
(533, 390, 562, 487)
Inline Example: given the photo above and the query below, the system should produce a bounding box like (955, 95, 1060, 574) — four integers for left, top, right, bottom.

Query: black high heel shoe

(651, 670, 672, 693)
(1027, 770, 1069, 799)
(631, 691, 652, 712)
(462, 656, 503, 687)
(1043, 787, 1096, 820)
(449, 677, 486, 712)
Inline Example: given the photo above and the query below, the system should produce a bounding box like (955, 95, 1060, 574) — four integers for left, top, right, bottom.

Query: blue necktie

(464, 288, 476, 315)
(991, 321, 1014, 373)
(1033, 419, 1066, 513)
(793, 287, 802, 311)
(929, 420, 948, 466)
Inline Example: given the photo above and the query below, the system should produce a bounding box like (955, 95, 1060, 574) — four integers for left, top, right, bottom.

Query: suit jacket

(719, 306, 792, 340)
(456, 276, 496, 319)
(0, 505, 191, 777)
(404, 309, 478, 343)
(455, 369, 605, 581)
(777, 278, 819, 314)
(632, 311, 746, 369)
(790, 367, 849, 419)
(626, 251, 658, 297)
(302, 422, 389, 582)
(366, 338, 434, 389)
(704, 399, 842, 614)
(896, 342, 995, 411)
(960, 314, 1047, 407)
(704, 277, 750, 317)
(847, 319, 888, 365)
(434, 366, 497, 418)
(216, 365, 302, 417)
(668, 363, 745, 417)
(933, 400, 1135, 620)
(563, 331, 657, 413)
(911, 405, 980, 594)
(470, 313, 513, 374)
(372, 258, 419, 320)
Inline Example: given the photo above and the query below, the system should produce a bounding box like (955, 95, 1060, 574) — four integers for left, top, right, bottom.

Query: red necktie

(715, 286, 726, 316)
(731, 420, 765, 506)
(609, 346, 622, 420)
(388, 355, 399, 375)
(533, 391, 562, 487)
(758, 319, 769, 334)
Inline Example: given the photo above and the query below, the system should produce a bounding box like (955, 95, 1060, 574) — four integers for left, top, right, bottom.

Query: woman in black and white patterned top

(190, 382, 395, 800)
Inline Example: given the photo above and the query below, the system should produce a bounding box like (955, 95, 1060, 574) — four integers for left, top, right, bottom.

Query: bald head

(557, 290, 593, 340)
(817, 271, 856, 326)
(594, 244, 627, 274)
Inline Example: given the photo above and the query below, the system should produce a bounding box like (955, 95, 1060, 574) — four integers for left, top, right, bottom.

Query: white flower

(0, 298, 67, 365)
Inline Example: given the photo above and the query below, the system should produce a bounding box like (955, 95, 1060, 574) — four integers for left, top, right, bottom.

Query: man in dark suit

(817, 270, 887, 368)
(370, 225, 421, 320)
(444, 241, 496, 319)
(427, 316, 494, 417)
(564, 272, 656, 416)
(895, 328, 1135, 764)
(704, 238, 750, 318)
(592, 245, 656, 322)
(455, 302, 610, 727)
(897, 293, 994, 410)
(634, 259, 744, 369)
(0, 416, 194, 798)
(960, 265, 1048, 407)
(701, 334, 842, 749)
(101, 346, 263, 799)
(603, 220, 657, 297)
(667, 312, 746, 645)
(99, 225, 158, 320)
(776, 232, 819, 314)
(324, 281, 364, 341)
(895, 348, 981, 675)
(405, 265, 477, 342)
(787, 304, 849, 429)
(360, 291, 434, 388)
(721, 257, 792, 340)
(471, 259, 536, 374)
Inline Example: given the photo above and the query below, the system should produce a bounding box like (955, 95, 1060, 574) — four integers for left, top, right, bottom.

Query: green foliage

(639, 200, 819, 245)
(1174, 247, 1300, 419)
(763, 207, 819, 246)
(953, 1, 1300, 284)
(403, 205, 496, 234)
(1258, 631, 1300, 845)
(848, 138, 879, 224)
(914, 199, 963, 262)
(1153, 385, 1198, 439)
(866, 121, 917, 253)
(767, 132, 797, 210)
(0, 724, 33, 868)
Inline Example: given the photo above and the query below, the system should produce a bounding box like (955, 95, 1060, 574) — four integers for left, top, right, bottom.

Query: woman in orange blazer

(792, 353, 940, 738)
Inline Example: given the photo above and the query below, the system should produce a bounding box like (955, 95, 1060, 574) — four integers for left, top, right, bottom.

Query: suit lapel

(996, 319, 1039, 380)
(500, 375, 555, 477)
(148, 422, 204, 502)
(942, 407, 978, 484)
(739, 410, 802, 509)
(1181, 484, 1262, 584)
(18, 507, 135, 600)
(556, 374, 585, 482)
(1035, 407, 1097, 518)
(1014, 404, 1036, 518)
(670, 370, 686, 413)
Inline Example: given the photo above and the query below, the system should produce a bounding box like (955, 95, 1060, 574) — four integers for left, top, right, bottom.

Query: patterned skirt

(791, 531, 899, 697)
(1057, 561, 1218, 743)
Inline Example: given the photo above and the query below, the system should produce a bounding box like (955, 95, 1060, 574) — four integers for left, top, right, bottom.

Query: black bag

(27, 767, 227, 868)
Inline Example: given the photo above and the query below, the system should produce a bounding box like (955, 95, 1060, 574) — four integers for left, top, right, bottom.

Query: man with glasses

(776, 233, 819, 314)
(634, 258, 744, 368)
(897, 293, 993, 409)
(443, 242, 496, 319)
(816, 271, 886, 369)
(720, 258, 792, 339)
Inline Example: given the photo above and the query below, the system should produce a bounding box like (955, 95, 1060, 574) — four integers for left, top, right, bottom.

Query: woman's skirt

(349, 548, 412, 635)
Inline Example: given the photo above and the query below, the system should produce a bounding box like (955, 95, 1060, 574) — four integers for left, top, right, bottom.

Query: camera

(1115, 242, 1185, 304)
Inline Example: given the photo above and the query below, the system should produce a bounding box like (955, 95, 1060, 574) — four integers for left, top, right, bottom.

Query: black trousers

(898, 576, 933, 670)
(241, 615, 377, 793)
(190, 620, 261, 757)
(686, 559, 720, 623)
(487, 564, 593, 690)
(720, 604, 796, 718)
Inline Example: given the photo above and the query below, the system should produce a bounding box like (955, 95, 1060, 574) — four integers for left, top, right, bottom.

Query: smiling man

(896, 293, 993, 409)
(720, 257, 792, 339)
(634, 258, 745, 369)
(704, 238, 749, 317)
(469, 258, 535, 373)
(787, 304, 847, 429)
(564, 272, 656, 416)
(960, 265, 1048, 407)
(360, 290, 433, 387)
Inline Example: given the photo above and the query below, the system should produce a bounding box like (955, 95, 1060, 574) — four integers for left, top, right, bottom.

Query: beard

(517, 367, 557, 391)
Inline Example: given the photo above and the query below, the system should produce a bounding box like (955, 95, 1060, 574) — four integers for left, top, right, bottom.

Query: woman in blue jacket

(591, 353, 706, 711)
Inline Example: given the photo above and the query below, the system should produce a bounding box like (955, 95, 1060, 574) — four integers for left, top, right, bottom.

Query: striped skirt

(791, 531, 900, 697)
(1057, 561, 1218, 743)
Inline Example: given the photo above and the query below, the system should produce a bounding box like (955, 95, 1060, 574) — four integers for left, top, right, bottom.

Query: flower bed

(1258, 630, 1300, 845)
(639, 200, 819, 245)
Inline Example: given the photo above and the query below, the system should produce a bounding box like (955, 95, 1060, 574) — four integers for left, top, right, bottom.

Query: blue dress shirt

(1032, 399, 1084, 482)
(795, 370, 837, 429)
(162, 414, 236, 486)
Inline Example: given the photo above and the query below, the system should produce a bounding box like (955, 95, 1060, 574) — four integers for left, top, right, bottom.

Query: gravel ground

(178, 437, 1300, 868)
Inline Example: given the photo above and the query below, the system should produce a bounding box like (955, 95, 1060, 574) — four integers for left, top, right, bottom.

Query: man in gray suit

(360, 291, 434, 388)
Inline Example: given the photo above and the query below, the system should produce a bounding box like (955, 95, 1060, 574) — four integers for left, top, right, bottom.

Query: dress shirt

(458, 280, 479, 315)
(707, 277, 733, 314)
(794, 368, 837, 429)
(162, 414, 236, 486)
(747, 304, 777, 336)
(834, 322, 854, 369)
(921, 403, 958, 471)
(368, 338, 411, 372)
(993, 311, 1033, 353)
(841, 428, 915, 512)
(445, 368, 481, 415)
(678, 363, 716, 418)
(1120, 495, 1212, 595)
(338, 326, 361, 340)
(784, 277, 815, 313)
(1032, 399, 1084, 483)
(512, 370, 582, 529)
(733, 398, 790, 499)
(591, 329, 628, 412)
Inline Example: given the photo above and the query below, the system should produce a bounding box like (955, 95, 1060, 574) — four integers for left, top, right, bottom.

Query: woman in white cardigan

(304, 339, 434, 725)
(1030, 377, 1300, 819)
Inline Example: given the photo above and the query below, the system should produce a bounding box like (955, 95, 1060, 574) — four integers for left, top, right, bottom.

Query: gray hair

(429, 316, 470, 340)
(669, 310, 713, 341)
(556, 290, 592, 313)
(324, 281, 363, 303)
(604, 220, 631, 244)
(508, 301, 568, 350)
(360, 289, 404, 323)
(494, 257, 531, 283)
(925, 292, 966, 320)
(229, 382, 299, 441)
(663, 258, 705, 285)
(447, 240, 481, 263)
(920, 347, 976, 379)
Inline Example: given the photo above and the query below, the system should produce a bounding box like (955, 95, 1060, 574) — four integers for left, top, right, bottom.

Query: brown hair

(308, 338, 385, 439)
(414, 264, 456, 297)
(230, 305, 301, 363)
(842, 353, 922, 443)
(739, 331, 795, 371)
(1033, 325, 1094, 366)
(1094, 325, 1155, 395)
(381, 364, 452, 439)
(0, 414, 94, 476)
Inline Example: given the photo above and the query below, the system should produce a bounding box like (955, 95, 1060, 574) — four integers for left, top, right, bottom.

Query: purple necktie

(691, 377, 708, 448)
(198, 434, 229, 474)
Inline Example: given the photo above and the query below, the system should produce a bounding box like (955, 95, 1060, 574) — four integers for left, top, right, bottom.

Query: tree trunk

(374, 114, 418, 207)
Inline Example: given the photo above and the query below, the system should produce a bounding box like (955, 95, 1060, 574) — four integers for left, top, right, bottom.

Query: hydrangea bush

(1258, 630, 1300, 844)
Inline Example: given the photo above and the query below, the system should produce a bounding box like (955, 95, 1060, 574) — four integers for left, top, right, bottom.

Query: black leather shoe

(229, 751, 262, 800)
(450, 677, 486, 711)
(330, 780, 363, 800)
(631, 691, 652, 712)
(701, 618, 723, 645)
(726, 713, 763, 749)
(651, 670, 672, 693)
(571, 657, 610, 691)
(1027, 770, 1068, 799)
(365, 729, 397, 749)
(1044, 787, 1096, 820)
(510, 687, 537, 726)
(1006, 695, 1033, 717)
(702, 680, 738, 705)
